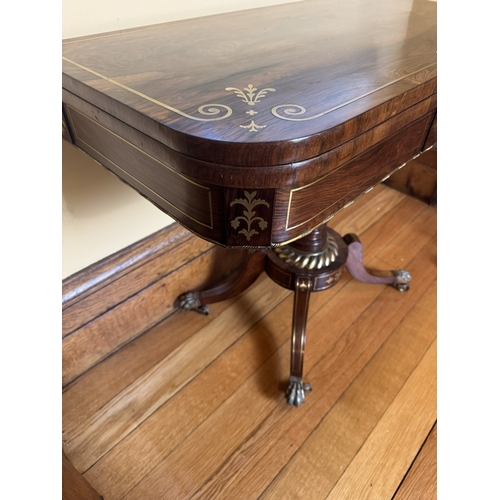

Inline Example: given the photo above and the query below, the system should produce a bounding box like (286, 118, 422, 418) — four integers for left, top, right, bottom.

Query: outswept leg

(178, 250, 266, 315)
(286, 276, 314, 407)
(343, 233, 411, 292)
(178, 227, 411, 408)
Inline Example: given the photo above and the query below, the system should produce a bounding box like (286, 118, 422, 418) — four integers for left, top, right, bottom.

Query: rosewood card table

(62, 0, 436, 406)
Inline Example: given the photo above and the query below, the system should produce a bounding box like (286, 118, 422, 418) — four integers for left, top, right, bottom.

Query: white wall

(62, 0, 301, 279)
(62, 141, 172, 278)
(63, 0, 301, 39)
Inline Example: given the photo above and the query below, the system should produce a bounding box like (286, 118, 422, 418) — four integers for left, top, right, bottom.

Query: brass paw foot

(178, 292, 210, 315)
(392, 269, 411, 292)
(286, 376, 312, 407)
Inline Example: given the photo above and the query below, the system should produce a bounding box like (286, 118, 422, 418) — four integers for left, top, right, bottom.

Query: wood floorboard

(392, 422, 437, 500)
(64, 276, 292, 472)
(182, 238, 437, 500)
(324, 339, 436, 500)
(260, 280, 437, 500)
(62, 186, 437, 500)
(62, 297, 238, 436)
(85, 273, 352, 500)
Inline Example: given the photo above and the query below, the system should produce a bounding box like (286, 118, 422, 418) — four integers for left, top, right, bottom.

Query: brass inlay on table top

(226, 84, 275, 132)
(271, 64, 436, 122)
(226, 84, 276, 106)
(63, 56, 436, 134)
(240, 120, 267, 132)
(63, 57, 232, 123)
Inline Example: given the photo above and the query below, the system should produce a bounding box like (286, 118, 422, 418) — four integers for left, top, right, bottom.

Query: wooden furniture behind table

(62, 0, 436, 406)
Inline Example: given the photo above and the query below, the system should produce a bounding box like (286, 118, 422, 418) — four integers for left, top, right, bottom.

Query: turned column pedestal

(178, 224, 411, 407)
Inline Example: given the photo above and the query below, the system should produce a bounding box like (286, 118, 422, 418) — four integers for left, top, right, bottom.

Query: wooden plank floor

(63, 185, 437, 500)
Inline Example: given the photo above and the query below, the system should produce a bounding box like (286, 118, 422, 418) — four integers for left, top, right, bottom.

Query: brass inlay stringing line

(63, 56, 435, 127)
(272, 63, 436, 121)
(66, 106, 214, 229)
(286, 178, 364, 231)
(284, 109, 433, 229)
(285, 150, 427, 233)
(67, 106, 212, 192)
(285, 139, 405, 229)
(285, 129, 382, 229)
(62, 57, 232, 122)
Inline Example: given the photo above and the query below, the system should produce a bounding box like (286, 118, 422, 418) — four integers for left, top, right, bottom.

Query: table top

(62, 0, 436, 167)
(62, 0, 436, 247)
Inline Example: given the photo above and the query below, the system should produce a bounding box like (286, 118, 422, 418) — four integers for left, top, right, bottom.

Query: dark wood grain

(62, 224, 189, 311)
(62, 108, 74, 143)
(65, 104, 224, 242)
(63, 95, 435, 246)
(62, 90, 435, 191)
(62, 0, 436, 166)
(62, 0, 436, 248)
(63, 451, 102, 500)
(195, 251, 266, 306)
(423, 112, 437, 150)
(272, 113, 434, 244)
(393, 422, 437, 500)
(383, 153, 437, 205)
(62, 229, 250, 386)
(290, 275, 313, 380)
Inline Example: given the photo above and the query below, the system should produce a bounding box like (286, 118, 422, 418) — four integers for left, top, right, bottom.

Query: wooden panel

(417, 147, 437, 170)
(281, 115, 432, 236)
(62, 83, 435, 192)
(62, 0, 436, 166)
(61, 187, 437, 499)
(64, 276, 291, 472)
(325, 339, 436, 499)
(62, 247, 250, 386)
(284, 94, 436, 189)
(63, 451, 102, 500)
(65, 105, 224, 240)
(120, 235, 436, 500)
(423, 112, 437, 150)
(62, 109, 73, 143)
(260, 281, 436, 500)
(63, 88, 435, 247)
(383, 156, 437, 204)
(393, 423, 437, 500)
